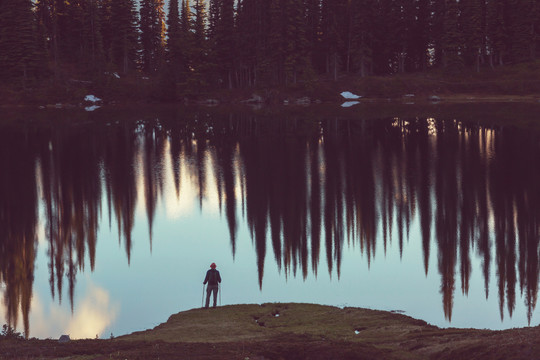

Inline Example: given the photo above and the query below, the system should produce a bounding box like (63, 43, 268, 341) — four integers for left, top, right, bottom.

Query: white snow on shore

(340, 91, 362, 99)
(84, 95, 102, 103)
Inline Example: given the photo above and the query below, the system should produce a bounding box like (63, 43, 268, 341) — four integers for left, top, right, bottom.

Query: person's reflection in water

(203, 263, 222, 308)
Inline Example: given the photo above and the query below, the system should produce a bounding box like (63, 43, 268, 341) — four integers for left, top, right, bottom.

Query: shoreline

(3, 93, 540, 108)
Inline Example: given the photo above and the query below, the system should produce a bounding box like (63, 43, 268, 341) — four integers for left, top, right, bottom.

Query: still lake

(1, 103, 539, 339)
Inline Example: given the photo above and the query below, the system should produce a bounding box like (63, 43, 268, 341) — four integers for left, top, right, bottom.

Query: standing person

(203, 263, 221, 308)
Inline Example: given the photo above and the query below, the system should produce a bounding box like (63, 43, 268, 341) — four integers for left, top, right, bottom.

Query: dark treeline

(2, 0, 540, 90)
(1, 112, 540, 336)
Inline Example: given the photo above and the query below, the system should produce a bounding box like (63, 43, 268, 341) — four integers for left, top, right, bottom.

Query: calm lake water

(1, 104, 539, 339)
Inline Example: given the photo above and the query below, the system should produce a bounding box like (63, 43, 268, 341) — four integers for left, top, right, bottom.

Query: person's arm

(217, 271, 222, 283)
(203, 271, 209, 284)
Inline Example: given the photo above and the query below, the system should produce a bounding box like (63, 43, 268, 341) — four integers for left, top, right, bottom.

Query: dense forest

(1, 0, 540, 91)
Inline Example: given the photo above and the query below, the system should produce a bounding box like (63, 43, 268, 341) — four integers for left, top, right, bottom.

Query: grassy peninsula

(1, 303, 538, 359)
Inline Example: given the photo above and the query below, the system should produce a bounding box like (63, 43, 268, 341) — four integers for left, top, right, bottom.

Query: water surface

(1, 105, 539, 338)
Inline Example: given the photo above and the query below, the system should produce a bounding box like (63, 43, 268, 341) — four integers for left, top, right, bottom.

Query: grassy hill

(1, 303, 539, 359)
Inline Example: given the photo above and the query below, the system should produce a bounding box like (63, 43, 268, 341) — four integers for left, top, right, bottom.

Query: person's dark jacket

(203, 269, 221, 286)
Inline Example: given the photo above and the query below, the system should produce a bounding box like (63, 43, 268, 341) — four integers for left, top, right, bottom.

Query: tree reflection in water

(0, 111, 538, 337)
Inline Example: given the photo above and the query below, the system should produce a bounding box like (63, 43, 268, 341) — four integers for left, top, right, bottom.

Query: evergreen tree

(265, 0, 286, 85)
(320, 0, 346, 79)
(532, 0, 540, 59)
(460, 0, 484, 71)
(177, 0, 194, 79)
(236, 0, 271, 87)
(167, 0, 183, 80)
(208, 0, 221, 41)
(305, 0, 322, 73)
(506, 0, 533, 63)
(442, 0, 463, 70)
(0, 0, 42, 82)
(350, 0, 374, 77)
(209, 0, 236, 88)
(235, 0, 258, 87)
(190, 0, 208, 87)
(140, 0, 166, 73)
(80, 0, 105, 74)
(408, 0, 430, 71)
(35, 0, 54, 71)
(486, 0, 507, 66)
(283, 0, 312, 84)
(371, 0, 401, 74)
(430, 0, 446, 68)
(101, 0, 138, 73)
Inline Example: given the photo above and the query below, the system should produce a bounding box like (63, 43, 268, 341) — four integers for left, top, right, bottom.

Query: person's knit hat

(210, 263, 217, 269)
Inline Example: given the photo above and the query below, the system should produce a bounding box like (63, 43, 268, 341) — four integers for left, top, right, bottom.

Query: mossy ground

(1, 303, 539, 359)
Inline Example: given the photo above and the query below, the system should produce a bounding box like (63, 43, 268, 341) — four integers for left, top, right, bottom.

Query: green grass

(120, 303, 438, 345)
(118, 303, 538, 359)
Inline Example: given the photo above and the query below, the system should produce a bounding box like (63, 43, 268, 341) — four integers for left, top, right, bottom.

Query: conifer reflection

(3, 112, 540, 337)
(0, 127, 38, 338)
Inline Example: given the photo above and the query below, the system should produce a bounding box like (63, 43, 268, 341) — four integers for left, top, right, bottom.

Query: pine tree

(532, 0, 540, 59)
(506, 0, 533, 64)
(486, 0, 507, 66)
(460, 0, 484, 71)
(305, 0, 322, 73)
(0, 0, 42, 82)
(80, 0, 105, 74)
(393, 0, 415, 73)
(35, 0, 54, 71)
(283, 0, 312, 84)
(442, 0, 463, 70)
(105, 0, 138, 73)
(320, 0, 346, 79)
(209, 0, 236, 88)
(208, 0, 221, 41)
(265, 0, 286, 85)
(409, 0, 430, 71)
(430, 0, 446, 68)
(235, 0, 259, 87)
(178, 0, 194, 79)
(140, 0, 166, 74)
(350, 0, 374, 77)
(371, 0, 400, 74)
(167, 0, 183, 79)
(188, 0, 208, 88)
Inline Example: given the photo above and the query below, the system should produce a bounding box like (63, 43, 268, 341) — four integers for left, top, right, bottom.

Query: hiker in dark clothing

(203, 263, 221, 308)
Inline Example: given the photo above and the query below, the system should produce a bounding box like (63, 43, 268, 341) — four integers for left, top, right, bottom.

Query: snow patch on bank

(84, 95, 102, 103)
(340, 91, 362, 99)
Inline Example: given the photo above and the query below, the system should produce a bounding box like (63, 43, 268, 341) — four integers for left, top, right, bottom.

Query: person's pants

(205, 285, 219, 308)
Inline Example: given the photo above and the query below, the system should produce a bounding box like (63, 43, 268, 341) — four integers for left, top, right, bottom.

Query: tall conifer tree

(283, 0, 312, 84)
(209, 0, 236, 88)
(350, 0, 374, 76)
(167, 0, 183, 79)
(320, 0, 346, 79)
(102, 0, 138, 73)
(442, 0, 463, 69)
(189, 0, 208, 87)
(0, 0, 42, 82)
(486, 0, 507, 66)
(461, 0, 484, 71)
(140, 0, 166, 73)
